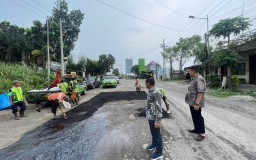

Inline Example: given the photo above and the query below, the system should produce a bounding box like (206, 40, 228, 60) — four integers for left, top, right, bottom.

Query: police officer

(8, 80, 27, 120)
(185, 66, 206, 141)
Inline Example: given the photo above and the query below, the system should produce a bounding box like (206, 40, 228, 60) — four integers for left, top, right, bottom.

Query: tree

(77, 54, 87, 70)
(50, 0, 84, 60)
(66, 55, 77, 73)
(210, 16, 251, 89)
(85, 58, 99, 76)
(213, 49, 241, 67)
(31, 49, 45, 67)
(98, 54, 115, 74)
(131, 65, 139, 75)
(163, 46, 177, 78)
(173, 35, 202, 78)
(112, 68, 120, 76)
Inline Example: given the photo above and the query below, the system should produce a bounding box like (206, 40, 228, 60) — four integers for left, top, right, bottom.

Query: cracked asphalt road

(0, 79, 255, 160)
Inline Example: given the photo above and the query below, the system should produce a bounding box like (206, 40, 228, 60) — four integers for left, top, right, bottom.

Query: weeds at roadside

(208, 88, 256, 98)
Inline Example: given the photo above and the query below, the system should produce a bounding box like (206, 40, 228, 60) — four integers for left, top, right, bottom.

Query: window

(233, 63, 246, 75)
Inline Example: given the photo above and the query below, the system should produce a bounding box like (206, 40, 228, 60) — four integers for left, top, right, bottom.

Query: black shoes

(187, 129, 197, 133)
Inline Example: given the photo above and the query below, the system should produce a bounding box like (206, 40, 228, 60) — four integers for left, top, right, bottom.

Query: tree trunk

(179, 57, 183, 79)
(227, 35, 232, 89)
(170, 59, 173, 79)
(227, 65, 232, 90)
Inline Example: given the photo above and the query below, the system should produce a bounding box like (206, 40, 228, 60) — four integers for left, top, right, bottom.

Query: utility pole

(57, 0, 65, 75)
(47, 17, 50, 84)
(206, 15, 209, 58)
(161, 39, 167, 79)
(189, 15, 209, 58)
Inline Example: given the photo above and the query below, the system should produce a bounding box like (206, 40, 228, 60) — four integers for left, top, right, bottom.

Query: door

(249, 55, 256, 84)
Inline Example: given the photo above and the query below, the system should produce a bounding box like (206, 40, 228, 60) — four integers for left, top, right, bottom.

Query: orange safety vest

(48, 93, 65, 102)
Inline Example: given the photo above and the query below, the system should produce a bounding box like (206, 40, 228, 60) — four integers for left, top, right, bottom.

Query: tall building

(125, 59, 133, 74)
(138, 58, 145, 73)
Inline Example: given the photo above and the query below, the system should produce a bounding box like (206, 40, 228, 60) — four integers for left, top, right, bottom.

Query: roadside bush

(207, 74, 221, 88)
(0, 62, 52, 94)
(210, 88, 256, 97)
(231, 75, 240, 90)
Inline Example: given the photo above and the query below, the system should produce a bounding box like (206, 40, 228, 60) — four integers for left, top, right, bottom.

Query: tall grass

(0, 62, 51, 94)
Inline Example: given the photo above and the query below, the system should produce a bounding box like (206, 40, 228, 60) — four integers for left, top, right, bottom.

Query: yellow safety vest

(10, 87, 23, 103)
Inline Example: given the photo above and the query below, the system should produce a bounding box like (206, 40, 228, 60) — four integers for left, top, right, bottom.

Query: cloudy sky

(1, 0, 256, 73)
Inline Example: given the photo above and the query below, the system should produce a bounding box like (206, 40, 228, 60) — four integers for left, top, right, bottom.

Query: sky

(1, 0, 256, 73)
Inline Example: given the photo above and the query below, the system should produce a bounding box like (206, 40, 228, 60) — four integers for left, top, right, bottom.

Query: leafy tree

(112, 68, 120, 76)
(163, 46, 177, 78)
(98, 54, 115, 74)
(213, 49, 241, 67)
(0, 0, 84, 67)
(66, 55, 76, 73)
(50, 0, 84, 60)
(77, 55, 87, 70)
(31, 49, 45, 67)
(85, 58, 99, 76)
(131, 65, 139, 75)
(210, 16, 251, 89)
(173, 35, 202, 77)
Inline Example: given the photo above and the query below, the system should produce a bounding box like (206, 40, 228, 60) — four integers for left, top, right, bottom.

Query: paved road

(0, 79, 255, 160)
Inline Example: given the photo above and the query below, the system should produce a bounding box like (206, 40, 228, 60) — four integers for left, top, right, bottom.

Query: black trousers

(12, 101, 26, 113)
(149, 120, 163, 154)
(43, 100, 58, 114)
(189, 106, 205, 134)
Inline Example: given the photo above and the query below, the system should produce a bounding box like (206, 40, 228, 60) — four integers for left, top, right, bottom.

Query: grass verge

(208, 88, 256, 98)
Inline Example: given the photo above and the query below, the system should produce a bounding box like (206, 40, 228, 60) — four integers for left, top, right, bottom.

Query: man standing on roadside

(185, 66, 206, 141)
(8, 80, 27, 120)
(145, 77, 163, 160)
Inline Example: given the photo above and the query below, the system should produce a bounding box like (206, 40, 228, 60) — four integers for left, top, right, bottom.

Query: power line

(210, 0, 256, 20)
(165, 0, 217, 45)
(166, 0, 228, 46)
(154, 0, 187, 18)
(30, 0, 52, 14)
(126, 0, 218, 60)
(244, 6, 256, 16)
(205, 0, 226, 15)
(94, 0, 195, 33)
(209, 0, 233, 17)
(19, 0, 49, 16)
(10, 0, 46, 19)
(242, 0, 245, 17)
